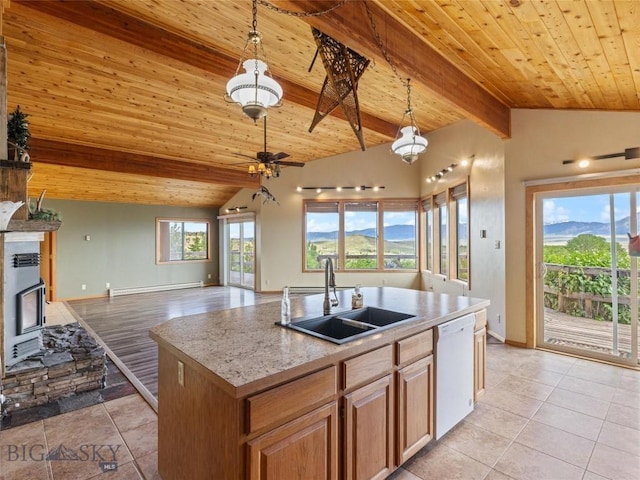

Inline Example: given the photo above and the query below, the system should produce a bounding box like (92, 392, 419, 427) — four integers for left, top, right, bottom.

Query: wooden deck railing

(544, 263, 632, 318)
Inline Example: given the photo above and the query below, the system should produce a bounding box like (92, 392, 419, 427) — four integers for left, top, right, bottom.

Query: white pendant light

(226, 58, 282, 121)
(392, 79, 428, 164)
(224, 0, 282, 122)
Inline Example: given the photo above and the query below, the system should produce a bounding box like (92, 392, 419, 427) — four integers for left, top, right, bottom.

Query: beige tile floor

(0, 394, 158, 480)
(1, 334, 639, 479)
(44, 302, 79, 327)
(391, 343, 640, 480)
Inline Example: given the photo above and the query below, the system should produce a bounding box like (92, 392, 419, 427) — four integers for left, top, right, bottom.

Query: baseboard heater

(109, 281, 203, 298)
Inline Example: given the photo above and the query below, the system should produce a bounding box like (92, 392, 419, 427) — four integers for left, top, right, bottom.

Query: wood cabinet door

(247, 402, 338, 480)
(474, 327, 487, 401)
(344, 374, 394, 480)
(397, 355, 434, 464)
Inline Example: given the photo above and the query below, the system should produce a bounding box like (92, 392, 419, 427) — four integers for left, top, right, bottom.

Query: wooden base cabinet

(157, 312, 485, 480)
(397, 355, 434, 464)
(344, 374, 394, 480)
(474, 327, 487, 401)
(247, 402, 338, 480)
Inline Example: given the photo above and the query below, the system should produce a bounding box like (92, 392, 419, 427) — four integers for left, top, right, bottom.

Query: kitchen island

(151, 287, 489, 480)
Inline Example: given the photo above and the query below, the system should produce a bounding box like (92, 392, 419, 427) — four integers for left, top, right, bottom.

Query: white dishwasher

(435, 313, 475, 440)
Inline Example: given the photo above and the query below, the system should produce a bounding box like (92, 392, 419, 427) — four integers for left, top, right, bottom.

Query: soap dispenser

(281, 286, 291, 325)
(352, 284, 363, 309)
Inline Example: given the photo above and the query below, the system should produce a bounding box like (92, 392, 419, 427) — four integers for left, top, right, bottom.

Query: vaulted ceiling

(2, 0, 638, 207)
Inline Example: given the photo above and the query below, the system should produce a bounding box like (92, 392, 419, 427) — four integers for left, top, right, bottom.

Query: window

(434, 192, 448, 276)
(422, 198, 433, 271)
(156, 218, 211, 263)
(303, 199, 418, 271)
(345, 202, 378, 270)
(305, 202, 339, 270)
(452, 184, 469, 282)
(422, 181, 469, 283)
(383, 200, 418, 269)
(226, 217, 255, 288)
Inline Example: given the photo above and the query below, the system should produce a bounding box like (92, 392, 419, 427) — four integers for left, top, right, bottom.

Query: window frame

(434, 192, 448, 276)
(421, 197, 433, 272)
(421, 180, 470, 285)
(452, 183, 470, 283)
(156, 217, 212, 264)
(302, 198, 419, 273)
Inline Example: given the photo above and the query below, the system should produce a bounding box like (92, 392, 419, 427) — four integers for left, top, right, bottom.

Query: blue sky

(543, 192, 638, 224)
(306, 211, 417, 233)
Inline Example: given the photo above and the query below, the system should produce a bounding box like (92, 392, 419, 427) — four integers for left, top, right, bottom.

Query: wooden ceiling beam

(15, 0, 398, 139)
(29, 138, 260, 189)
(270, 0, 511, 139)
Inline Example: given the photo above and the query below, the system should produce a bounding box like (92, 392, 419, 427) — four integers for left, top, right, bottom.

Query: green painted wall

(45, 200, 219, 299)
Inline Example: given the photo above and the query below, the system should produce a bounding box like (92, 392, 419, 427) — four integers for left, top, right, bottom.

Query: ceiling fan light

(226, 59, 282, 121)
(392, 126, 428, 164)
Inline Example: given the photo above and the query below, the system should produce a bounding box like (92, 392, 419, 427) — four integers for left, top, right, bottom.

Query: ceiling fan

(234, 116, 304, 178)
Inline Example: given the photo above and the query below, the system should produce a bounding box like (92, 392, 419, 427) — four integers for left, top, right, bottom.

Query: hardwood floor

(67, 286, 282, 408)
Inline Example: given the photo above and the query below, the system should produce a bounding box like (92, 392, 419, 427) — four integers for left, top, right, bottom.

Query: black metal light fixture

(562, 147, 640, 167)
(296, 185, 385, 193)
(224, 206, 248, 214)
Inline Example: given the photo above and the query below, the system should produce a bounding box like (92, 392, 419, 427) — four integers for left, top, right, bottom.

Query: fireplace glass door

(17, 279, 46, 334)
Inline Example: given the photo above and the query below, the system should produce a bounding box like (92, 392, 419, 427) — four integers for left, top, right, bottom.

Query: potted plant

(7, 105, 30, 162)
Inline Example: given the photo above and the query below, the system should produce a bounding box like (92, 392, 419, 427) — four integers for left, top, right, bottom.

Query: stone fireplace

(0, 231, 106, 416)
(2, 322, 106, 412)
(3, 233, 47, 367)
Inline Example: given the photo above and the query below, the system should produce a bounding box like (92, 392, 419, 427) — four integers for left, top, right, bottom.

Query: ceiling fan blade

(270, 152, 290, 161)
(277, 160, 305, 167)
(231, 161, 258, 166)
(232, 152, 258, 161)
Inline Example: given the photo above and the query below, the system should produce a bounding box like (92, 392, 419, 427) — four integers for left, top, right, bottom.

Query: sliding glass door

(536, 186, 638, 365)
(226, 218, 255, 290)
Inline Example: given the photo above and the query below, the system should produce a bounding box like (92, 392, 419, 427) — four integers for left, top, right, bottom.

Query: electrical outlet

(106, 282, 110, 289)
(207, 274, 212, 279)
(177, 361, 184, 386)
(81, 284, 87, 291)
(497, 314, 501, 324)
(494, 240, 501, 249)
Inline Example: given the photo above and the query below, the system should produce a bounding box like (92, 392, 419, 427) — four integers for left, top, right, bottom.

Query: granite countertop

(150, 287, 489, 397)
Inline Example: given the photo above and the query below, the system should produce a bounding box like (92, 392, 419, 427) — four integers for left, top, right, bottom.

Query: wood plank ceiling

(2, 0, 638, 208)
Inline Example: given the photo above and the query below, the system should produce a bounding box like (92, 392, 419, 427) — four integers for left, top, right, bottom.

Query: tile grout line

(103, 400, 154, 480)
(41, 419, 54, 480)
(485, 354, 596, 480)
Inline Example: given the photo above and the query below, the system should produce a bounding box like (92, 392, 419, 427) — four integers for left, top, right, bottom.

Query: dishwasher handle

(437, 314, 475, 338)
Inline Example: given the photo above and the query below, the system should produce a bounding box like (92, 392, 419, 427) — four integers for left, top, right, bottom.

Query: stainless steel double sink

(280, 306, 416, 344)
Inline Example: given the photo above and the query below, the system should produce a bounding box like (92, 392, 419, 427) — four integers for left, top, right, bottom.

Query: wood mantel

(6, 219, 61, 232)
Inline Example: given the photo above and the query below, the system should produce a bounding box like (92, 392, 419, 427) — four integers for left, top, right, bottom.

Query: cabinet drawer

(397, 329, 433, 366)
(247, 366, 337, 434)
(474, 309, 487, 331)
(343, 345, 393, 391)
